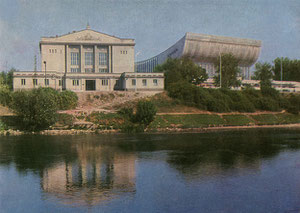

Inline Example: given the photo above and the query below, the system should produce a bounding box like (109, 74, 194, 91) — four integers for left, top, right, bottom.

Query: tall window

(72, 80, 79, 86)
(102, 79, 108, 86)
(99, 68, 108, 73)
(33, 79, 38, 86)
(132, 79, 136, 86)
(142, 79, 147, 86)
(21, 79, 26, 85)
(99, 52, 108, 66)
(71, 52, 79, 65)
(71, 68, 80, 73)
(85, 52, 93, 66)
(45, 79, 49, 86)
(153, 79, 158, 86)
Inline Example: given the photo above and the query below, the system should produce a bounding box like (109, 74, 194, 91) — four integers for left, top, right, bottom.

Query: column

(109, 46, 112, 73)
(80, 45, 84, 73)
(65, 45, 69, 74)
(94, 45, 99, 73)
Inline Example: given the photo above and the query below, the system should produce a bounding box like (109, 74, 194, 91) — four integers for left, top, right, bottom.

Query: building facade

(13, 25, 164, 92)
(135, 33, 262, 80)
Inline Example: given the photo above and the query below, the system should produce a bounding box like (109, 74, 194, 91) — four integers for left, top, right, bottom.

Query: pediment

(42, 29, 134, 44)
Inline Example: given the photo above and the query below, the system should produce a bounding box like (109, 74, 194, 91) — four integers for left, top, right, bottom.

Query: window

(99, 68, 108, 73)
(71, 52, 79, 65)
(72, 80, 79, 86)
(132, 79, 136, 86)
(21, 79, 26, 85)
(142, 79, 147, 86)
(71, 68, 80, 73)
(102, 79, 108, 86)
(153, 79, 158, 86)
(45, 79, 49, 86)
(59, 80, 62, 86)
(99, 52, 108, 66)
(85, 68, 94, 73)
(85, 52, 93, 65)
(33, 79, 38, 86)
(116, 80, 120, 86)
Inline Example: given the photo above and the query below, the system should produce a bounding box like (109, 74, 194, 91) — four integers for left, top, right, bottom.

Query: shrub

(10, 88, 58, 131)
(58, 90, 78, 110)
(133, 100, 157, 125)
(0, 87, 12, 106)
(56, 113, 74, 126)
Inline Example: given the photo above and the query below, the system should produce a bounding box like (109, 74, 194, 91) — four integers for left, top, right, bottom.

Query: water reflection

(1, 130, 300, 210)
(0, 136, 136, 206)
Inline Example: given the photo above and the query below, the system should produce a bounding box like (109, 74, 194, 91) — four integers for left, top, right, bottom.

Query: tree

(10, 88, 58, 131)
(213, 53, 241, 88)
(253, 62, 273, 87)
(0, 68, 15, 90)
(154, 57, 208, 89)
(272, 57, 300, 82)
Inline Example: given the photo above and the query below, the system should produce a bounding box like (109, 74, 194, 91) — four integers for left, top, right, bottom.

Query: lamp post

(280, 57, 283, 89)
(219, 52, 222, 88)
(43, 61, 47, 87)
(135, 51, 141, 92)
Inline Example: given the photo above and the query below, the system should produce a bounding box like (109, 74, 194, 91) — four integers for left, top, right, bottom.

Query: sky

(0, 0, 300, 71)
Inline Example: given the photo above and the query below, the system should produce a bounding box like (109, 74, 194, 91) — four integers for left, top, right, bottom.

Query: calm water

(1, 130, 300, 212)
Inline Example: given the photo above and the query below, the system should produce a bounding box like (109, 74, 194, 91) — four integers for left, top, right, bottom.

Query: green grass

(222, 115, 253, 126)
(149, 114, 225, 129)
(250, 114, 281, 125)
(87, 112, 125, 129)
(275, 113, 300, 124)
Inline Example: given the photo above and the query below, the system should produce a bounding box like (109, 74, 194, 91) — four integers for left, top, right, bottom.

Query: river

(1, 129, 300, 212)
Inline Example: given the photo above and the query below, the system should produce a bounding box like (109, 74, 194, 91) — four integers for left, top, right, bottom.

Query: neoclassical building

(13, 25, 164, 91)
(135, 33, 262, 79)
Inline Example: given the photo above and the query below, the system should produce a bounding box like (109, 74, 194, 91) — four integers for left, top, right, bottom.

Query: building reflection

(41, 142, 136, 206)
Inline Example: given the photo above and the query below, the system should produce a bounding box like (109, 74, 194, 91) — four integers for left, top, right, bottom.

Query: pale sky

(0, 0, 300, 71)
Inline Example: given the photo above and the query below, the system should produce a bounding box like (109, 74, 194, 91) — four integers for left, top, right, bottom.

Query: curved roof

(136, 33, 262, 70)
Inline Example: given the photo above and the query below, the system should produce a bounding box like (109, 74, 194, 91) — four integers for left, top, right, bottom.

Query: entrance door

(86, 80, 96, 91)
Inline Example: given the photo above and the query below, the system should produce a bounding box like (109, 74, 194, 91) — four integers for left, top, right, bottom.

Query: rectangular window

(71, 52, 79, 65)
(85, 52, 93, 66)
(85, 68, 94, 73)
(99, 68, 108, 73)
(99, 52, 108, 66)
(132, 79, 136, 86)
(21, 79, 26, 85)
(71, 68, 80, 73)
(102, 79, 108, 86)
(45, 79, 49, 86)
(33, 79, 38, 86)
(59, 80, 62, 86)
(153, 79, 158, 86)
(142, 79, 147, 86)
(72, 80, 79, 86)
(116, 80, 120, 86)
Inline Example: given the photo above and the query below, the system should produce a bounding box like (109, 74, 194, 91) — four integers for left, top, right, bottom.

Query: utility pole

(280, 57, 283, 89)
(219, 52, 222, 88)
(43, 61, 47, 87)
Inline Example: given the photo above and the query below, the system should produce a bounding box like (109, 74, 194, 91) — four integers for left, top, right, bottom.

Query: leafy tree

(253, 62, 273, 88)
(154, 57, 208, 89)
(10, 88, 58, 131)
(0, 68, 15, 90)
(213, 53, 241, 88)
(133, 100, 157, 126)
(272, 57, 300, 82)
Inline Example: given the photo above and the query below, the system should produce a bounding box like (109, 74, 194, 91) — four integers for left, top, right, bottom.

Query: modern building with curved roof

(135, 32, 262, 79)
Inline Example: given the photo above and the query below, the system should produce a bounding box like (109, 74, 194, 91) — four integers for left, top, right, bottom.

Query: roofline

(185, 32, 262, 47)
(41, 28, 135, 41)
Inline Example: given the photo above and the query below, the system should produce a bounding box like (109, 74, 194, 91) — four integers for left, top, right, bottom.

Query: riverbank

(1, 118, 300, 136)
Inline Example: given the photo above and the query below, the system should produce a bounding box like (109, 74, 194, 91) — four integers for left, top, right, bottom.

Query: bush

(133, 100, 157, 126)
(0, 87, 12, 106)
(10, 88, 58, 131)
(58, 90, 78, 110)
